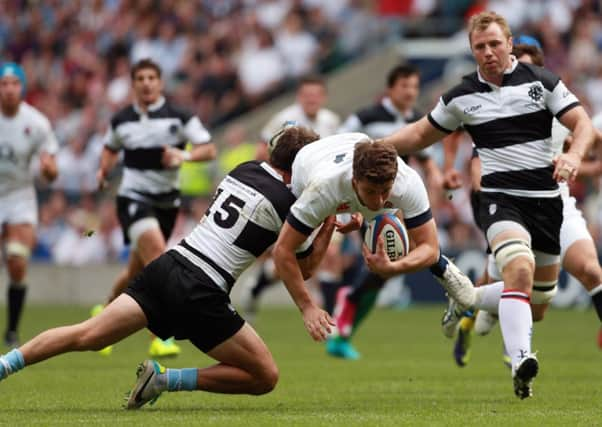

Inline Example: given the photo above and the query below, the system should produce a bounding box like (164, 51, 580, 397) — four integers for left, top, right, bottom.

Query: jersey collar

(381, 97, 414, 121)
(260, 161, 285, 182)
(133, 96, 166, 114)
(476, 55, 518, 87)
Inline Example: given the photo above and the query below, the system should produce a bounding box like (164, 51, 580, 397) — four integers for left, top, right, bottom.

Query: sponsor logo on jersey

(463, 104, 482, 115)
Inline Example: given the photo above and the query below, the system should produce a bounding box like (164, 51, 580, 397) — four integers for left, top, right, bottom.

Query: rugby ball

(364, 214, 409, 261)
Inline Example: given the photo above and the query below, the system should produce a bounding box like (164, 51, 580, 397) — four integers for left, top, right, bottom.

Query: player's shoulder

(150, 100, 194, 123)
(355, 103, 394, 125)
(317, 107, 340, 122)
(19, 102, 51, 124)
(441, 71, 489, 105)
(511, 62, 559, 91)
(110, 104, 139, 128)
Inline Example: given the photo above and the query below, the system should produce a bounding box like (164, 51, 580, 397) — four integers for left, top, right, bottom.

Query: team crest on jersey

(336, 202, 350, 212)
(528, 84, 543, 102)
(489, 203, 497, 215)
(334, 154, 346, 163)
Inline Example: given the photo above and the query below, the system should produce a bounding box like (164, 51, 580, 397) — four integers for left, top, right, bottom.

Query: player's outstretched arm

(273, 221, 334, 341)
(555, 106, 595, 182)
(380, 116, 447, 156)
(39, 152, 58, 182)
(297, 216, 337, 279)
(97, 146, 120, 190)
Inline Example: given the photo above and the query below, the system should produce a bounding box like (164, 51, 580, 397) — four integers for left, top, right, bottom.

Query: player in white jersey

(0, 125, 336, 410)
(272, 133, 477, 343)
(0, 63, 58, 347)
(449, 40, 602, 367)
(245, 75, 342, 321)
(94, 59, 216, 357)
(382, 12, 596, 399)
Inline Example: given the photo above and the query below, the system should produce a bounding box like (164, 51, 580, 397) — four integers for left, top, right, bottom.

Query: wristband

(181, 150, 192, 161)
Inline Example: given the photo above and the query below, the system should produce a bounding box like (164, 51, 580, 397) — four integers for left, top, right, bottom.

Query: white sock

(588, 284, 602, 297)
(474, 281, 504, 313)
(498, 289, 533, 371)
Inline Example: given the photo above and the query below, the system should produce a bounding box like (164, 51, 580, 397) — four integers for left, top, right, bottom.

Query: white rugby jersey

(104, 96, 211, 207)
(288, 133, 432, 235)
(171, 161, 310, 293)
(429, 57, 580, 198)
(0, 102, 58, 195)
(261, 103, 340, 141)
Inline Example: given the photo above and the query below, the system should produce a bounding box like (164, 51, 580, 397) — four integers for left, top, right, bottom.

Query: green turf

(0, 305, 600, 426)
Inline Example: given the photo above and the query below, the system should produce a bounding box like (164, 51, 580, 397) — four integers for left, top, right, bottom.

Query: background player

(0, 62, 58, 347)
(95, 59, 217, 357)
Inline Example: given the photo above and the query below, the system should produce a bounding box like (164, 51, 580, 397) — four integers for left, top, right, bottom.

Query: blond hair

(467, 11, 512, 45)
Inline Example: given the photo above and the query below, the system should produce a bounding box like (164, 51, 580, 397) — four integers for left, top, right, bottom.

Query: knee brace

(128, 217, 161, 249)
(6, 241, 31, 260)
(492, 238, 534, 272)
(531, 280, 557, 305)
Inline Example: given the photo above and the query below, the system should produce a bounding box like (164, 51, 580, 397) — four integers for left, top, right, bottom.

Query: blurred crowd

(2, 0, 602, 265)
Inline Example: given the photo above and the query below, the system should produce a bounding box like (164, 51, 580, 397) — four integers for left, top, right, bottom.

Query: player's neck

(0, 102, 20, 117)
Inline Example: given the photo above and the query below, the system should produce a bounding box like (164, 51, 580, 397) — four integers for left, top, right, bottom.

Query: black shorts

(124, 251, 245, 352)
(478, 192, 563, 255)
(116, 196, 178, 245)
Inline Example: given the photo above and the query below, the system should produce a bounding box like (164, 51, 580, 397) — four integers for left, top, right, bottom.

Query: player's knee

(493, 238, 534, 276)
(253, 363, 279, 395)
(6, 241, 31, 280)
(572, 261, 602, 289)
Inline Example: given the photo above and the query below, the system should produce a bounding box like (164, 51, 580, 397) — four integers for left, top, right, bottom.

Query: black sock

(591, 289, 602, 323)
(7, 284, 27, 333)
(251, 270, 272, 299)
(319, 280, 341, 315)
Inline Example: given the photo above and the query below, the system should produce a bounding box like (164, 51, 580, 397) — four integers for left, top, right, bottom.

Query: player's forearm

(273, 248, 315, 311)
(298, 218, 336, 278)
(99, 148, 119, 175)
(189, 142, 217, 162)
(391, 242, 439, 275)
(442, 132, 460, 171)
(567, 118, 595, 160)
(578, 159, 602, 177)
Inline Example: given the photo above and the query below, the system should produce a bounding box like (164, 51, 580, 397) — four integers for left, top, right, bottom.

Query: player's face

(0, 76, 22, 110)
(132, 68, 162, 106)
(470, 23, 512, 82)
(389, 74, 419, 112)
(352, 178, 394, 211)
(297, 83, 326, 118)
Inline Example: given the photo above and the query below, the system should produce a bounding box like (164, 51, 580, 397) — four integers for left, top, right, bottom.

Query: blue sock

(429, 252, 449, 278)
(0, 349, 25, 380)
(166, 368, 198, 391)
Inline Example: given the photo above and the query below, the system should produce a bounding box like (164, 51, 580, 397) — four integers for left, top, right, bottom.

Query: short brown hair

(269, 126, 320, 173)
(467, 11, 512, 45)
(513, 44, 544, 67)
(353, 142, 398, 184)
(131, 58, 162, 80)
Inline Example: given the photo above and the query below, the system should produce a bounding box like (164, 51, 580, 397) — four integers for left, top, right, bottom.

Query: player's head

(0, 62, 26, 111)
(387, 64, 420, 112)
(269, 124, 319, 176)
(296, 75, 327, 119)
(513, 35, 544, 66)
(467, 12, 513, 80)
(352, 142, 398, 211)
(131, 58, 163, 107)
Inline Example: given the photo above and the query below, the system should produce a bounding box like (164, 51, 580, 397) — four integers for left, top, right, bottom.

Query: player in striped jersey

(449, 38, 602, 367)
(93, 59, 217, 357)
(382, 12, 596, 398)
(0, 62, 59, 348)
(0, 125, 336, 409)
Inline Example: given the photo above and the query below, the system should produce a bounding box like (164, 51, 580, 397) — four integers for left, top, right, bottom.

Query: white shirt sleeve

(37, 115, 59, 156)
(546, 80, 580, 117)
(428, 97, 460, 133)
(183, 116, 211, 145)
(103, 125, 122, 151)
(337, 114, 362, 133)
(288, 178, 336, 233)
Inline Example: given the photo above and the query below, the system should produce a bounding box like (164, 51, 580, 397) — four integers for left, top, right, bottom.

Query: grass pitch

(1, 305, 600, 426)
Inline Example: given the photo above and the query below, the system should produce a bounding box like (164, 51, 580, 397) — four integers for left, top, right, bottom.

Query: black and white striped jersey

(104, 96, 211, 207)
(171, 161, 310, 294)
(429, 58, 580, 198)
(339, 97, 430, 162)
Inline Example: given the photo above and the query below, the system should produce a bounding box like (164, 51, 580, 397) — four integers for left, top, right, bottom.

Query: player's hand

(335, 212, 363, 234)
(362, 237, 396, 278)
(301, 304, 334, 342)
(443, 168, 463, 190)
(553, 151, 581, 182)
(39, 152, 58, 182)
(162, 145, 190, 168)
(96, 169, 108, 190)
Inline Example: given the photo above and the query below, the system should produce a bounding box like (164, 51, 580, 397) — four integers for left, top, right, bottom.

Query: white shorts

(487, 192, 592, 280)
(559, 193, 592, 259)
(0, 187, 38, 226)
